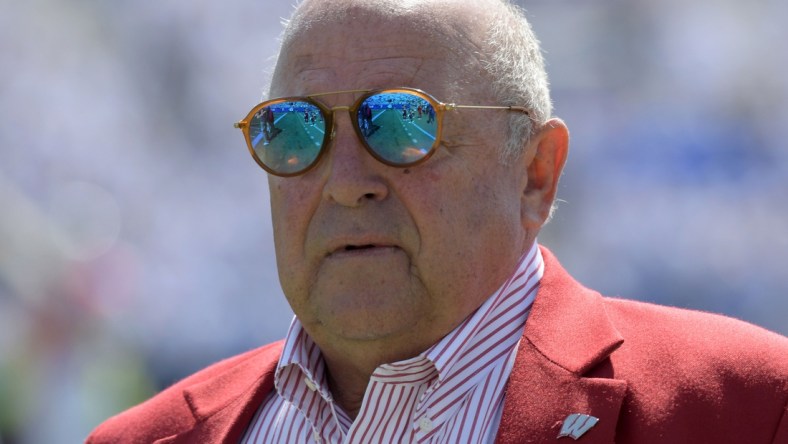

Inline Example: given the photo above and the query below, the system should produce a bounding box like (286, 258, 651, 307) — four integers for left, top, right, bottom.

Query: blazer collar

(526, 247, 624, 374)
(495, 246, 627, 444)
(157, 342, 283, 444)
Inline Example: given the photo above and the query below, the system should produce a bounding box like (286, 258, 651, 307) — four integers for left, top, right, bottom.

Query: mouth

(343, 244, 377, 251)
(327, 242, 400, 258)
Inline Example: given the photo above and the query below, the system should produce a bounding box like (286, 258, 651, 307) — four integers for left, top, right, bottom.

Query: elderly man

(88, 0, 788, 442)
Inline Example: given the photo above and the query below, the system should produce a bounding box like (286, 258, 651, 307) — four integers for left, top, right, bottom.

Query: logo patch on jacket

(557, 413, 599, 440)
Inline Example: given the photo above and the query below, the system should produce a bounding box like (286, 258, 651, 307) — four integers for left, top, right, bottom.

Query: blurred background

(1, 0, 786, 441)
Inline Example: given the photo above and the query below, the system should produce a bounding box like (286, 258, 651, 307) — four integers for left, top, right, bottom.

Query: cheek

(268, 178, 321, 287)
(269, 178, 319, 240)
(403, 166, 524, 269)
(269, 182, 296, 251)
(413, 169, 518, 231)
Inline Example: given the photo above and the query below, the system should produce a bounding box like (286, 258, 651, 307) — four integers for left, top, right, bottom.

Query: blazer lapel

(155, 343, 282, 444)
(496, 247, 627, 444)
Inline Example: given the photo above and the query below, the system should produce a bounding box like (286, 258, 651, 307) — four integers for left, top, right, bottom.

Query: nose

(320, 109, 389, 207)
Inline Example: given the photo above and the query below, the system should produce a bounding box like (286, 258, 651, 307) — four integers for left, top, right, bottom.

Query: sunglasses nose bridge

(325, 105, 356, 139)
(329, 105, 352, 125)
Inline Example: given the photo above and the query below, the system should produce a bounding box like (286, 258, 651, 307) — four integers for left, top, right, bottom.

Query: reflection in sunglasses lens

(359, 92, 437, 165)
(249, 101, 326, 175)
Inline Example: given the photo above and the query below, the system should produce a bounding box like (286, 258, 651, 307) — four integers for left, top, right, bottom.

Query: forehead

(271, 4, 488, 99)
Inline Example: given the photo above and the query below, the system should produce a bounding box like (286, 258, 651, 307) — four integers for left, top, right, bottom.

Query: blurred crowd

(1, 0, 786, 442)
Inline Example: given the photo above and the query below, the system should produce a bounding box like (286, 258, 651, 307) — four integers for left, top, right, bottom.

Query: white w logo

(557, 413, 599, 440)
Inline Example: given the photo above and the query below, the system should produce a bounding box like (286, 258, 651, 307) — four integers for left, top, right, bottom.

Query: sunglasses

(234, 87, 530, 177)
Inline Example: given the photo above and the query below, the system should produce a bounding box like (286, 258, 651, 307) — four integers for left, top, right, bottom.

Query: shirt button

(419, 416, 433, 433)
(312, 430, 321, 442)
(304, 377, 318, 391)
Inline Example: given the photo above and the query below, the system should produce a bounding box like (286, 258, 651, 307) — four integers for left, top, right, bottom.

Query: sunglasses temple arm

(445, 104, 530, 115)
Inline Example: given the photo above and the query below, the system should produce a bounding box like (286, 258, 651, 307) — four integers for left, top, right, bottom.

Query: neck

(315, 333, 437, 419)
(323, 354, 370, 418)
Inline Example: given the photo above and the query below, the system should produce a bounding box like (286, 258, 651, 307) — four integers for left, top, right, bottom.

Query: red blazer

(87, 248, 788, 443)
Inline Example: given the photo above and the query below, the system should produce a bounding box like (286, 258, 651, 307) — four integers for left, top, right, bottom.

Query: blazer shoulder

(604, 297, 788, 354)
(601, 297, 788, 441)
(86, 340, 284, 444)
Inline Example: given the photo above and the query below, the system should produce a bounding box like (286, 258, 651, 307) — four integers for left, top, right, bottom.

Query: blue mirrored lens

(358, 92, 437, 164)
(248, 101, 326, 174)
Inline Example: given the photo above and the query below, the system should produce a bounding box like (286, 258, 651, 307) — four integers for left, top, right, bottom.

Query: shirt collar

(423, 243, 543, 380)
(275, 318, 333, 402)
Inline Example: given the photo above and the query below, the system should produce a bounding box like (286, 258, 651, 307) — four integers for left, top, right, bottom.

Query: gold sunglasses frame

(234, 87, 530, 177)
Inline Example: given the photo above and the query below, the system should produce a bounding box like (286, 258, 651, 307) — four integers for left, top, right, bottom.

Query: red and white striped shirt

(241, 244, 544, 444)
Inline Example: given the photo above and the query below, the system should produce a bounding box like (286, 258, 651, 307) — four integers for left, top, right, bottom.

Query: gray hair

(481, 1, 552, 160)
(273, 0, 553, 161)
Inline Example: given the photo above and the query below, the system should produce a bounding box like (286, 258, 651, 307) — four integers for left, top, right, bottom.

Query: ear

(520, 118, 569, 231)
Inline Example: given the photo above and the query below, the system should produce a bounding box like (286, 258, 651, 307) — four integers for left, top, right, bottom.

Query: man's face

(268, 9, 532, 352)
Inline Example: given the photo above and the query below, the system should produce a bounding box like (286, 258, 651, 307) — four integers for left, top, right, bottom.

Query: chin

(320, 309, 419, 342)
